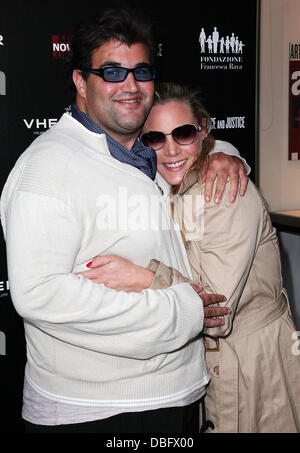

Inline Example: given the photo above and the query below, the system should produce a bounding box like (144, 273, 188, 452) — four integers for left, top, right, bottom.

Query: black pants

(25, 400, 200, 434)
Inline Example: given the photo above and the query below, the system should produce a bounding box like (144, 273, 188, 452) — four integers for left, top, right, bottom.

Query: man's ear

(72, 70, 87, 99)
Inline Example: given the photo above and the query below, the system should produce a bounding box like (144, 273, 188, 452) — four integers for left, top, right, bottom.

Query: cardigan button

(213, 366, 219, 376)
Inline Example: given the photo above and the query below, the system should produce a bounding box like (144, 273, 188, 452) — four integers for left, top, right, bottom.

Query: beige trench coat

(149, 169, 300, 433)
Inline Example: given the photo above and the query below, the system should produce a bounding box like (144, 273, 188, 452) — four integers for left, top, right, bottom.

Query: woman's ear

(201, 128, 208, 140)
(200, 118, 209, 140)
(72, 70, 87, 99)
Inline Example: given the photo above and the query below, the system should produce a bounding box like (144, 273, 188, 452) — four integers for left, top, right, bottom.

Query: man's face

(73, 40, 154, 148)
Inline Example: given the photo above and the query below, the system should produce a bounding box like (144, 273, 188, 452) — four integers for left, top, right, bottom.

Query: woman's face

(142, 100, 203, 185)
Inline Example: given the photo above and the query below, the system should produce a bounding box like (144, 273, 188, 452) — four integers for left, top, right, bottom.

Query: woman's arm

(77, 254, 155, 292)
(78, 256, 230, 328)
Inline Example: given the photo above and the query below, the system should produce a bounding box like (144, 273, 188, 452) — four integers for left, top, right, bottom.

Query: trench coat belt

(204, 289, 289, 351)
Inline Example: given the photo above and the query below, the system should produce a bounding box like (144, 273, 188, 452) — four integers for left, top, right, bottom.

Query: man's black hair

(68, 6, 156, 80)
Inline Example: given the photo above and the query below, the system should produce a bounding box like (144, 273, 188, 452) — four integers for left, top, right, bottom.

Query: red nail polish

(87, 261, 93, 268)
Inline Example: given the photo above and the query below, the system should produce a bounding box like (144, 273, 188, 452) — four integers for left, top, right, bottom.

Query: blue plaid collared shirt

(71, 103, 157, 180)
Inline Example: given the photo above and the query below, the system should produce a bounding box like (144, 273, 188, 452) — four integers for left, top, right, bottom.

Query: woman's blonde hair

(153, 82, 215, 191)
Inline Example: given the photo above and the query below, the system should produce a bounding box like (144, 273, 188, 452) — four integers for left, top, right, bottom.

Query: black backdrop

(0, 0, 260, 432)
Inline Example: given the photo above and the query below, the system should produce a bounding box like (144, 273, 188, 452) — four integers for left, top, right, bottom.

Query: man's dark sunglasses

(84, 65, 156, 83)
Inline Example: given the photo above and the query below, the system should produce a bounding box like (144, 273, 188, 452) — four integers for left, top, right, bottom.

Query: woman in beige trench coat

(80, 82, 300, 433)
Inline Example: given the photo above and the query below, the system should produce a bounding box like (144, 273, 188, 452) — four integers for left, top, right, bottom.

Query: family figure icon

(199, 27, 245, 54)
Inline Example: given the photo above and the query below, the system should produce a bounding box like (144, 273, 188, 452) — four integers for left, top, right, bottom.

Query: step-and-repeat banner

(289, 42, 300, 161)
(0, 0, 260, 431)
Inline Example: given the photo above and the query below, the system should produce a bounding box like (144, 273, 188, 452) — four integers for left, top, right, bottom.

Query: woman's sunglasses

(140, 123, 201, 151)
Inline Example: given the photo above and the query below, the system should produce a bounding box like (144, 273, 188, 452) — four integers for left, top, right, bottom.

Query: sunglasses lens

(102, 66, 155, 82)
(141, 124, 199, 149)
(134, 66, 155, 81)
(173, 124, 198, 144)
(103, 67, 127, 82)
(141, 131, 165, 149)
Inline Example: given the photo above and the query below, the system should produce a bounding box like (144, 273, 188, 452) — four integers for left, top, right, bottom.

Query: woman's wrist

(138, 267, 155, 290)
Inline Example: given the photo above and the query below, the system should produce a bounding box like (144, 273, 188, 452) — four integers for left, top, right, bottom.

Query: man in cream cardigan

(0, 8, 249, 433)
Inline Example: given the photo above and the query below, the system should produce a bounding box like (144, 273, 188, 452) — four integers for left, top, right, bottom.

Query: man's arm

(148, 260, 230, 328)
(204, 140, 250, 204)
